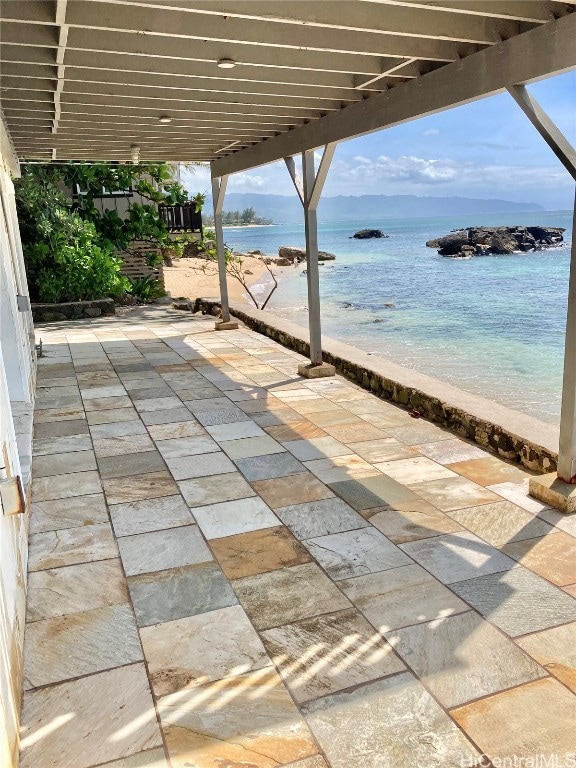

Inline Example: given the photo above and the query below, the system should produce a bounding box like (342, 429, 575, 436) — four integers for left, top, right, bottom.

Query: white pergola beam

(507, 84, 576, 182)
(356, 0, 557, 23)
(213, 13, 576, 176)
(100, 0, 521, 44)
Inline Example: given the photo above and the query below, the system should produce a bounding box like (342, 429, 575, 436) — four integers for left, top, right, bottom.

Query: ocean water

(222, 211, 573, 424)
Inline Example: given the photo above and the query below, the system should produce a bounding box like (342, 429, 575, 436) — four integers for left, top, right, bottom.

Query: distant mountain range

(207, 193, 544, 223)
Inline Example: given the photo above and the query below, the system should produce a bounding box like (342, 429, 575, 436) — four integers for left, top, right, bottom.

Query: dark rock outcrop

(351, 229, 389, 239)
(426, 226, 564, 258)
(278, 246, 336, 262)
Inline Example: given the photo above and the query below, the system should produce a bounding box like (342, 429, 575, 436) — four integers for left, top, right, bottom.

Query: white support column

(210, 173, 238, 331)
(511, 90, 576, 509)
(558, 191, 576, 482)
(285, 143, 337, 377)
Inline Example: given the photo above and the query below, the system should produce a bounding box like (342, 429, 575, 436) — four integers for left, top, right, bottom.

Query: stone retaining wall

(32, 298, 116, 323)
(194, 298, 558, 474)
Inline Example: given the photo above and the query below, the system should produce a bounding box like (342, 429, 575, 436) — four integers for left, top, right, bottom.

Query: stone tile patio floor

(21, 307, 576, 768)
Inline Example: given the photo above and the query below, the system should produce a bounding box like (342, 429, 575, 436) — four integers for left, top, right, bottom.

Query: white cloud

(228, 173, 268, 190)
(423, 128, 440, 136)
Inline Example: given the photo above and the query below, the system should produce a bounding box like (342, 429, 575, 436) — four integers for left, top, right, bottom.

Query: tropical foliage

(15, 162, 195, 303)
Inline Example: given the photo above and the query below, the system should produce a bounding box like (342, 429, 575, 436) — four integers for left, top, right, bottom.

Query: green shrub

(128, 276, 166, 303)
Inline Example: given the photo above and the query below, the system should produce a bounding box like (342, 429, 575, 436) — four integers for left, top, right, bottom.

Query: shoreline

(162, 253, 297, 308)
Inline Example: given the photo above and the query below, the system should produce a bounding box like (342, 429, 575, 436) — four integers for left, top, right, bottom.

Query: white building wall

(0, 116, 35, 768)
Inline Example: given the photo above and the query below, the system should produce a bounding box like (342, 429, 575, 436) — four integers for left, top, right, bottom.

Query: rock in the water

(426, 226, 565, 258)
(351, 229, 388, 239)
(278, 246, 336, 262)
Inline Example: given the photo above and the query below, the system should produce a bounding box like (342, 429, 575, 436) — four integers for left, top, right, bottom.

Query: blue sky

(186, 71, 576, 211)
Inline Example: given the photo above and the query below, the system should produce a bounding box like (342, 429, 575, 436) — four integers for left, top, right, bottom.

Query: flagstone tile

(33, 418, 89, 438)
(261, 607, 405, 703)
(347, 438, 418, 463)
(564, 583, 576, 597)
(447, 456, 529, 486)
(158, 668, 317, 768)
(165, 451, 236, 480)
(178, 472, 255, 508)
(537, 505, 576, 536)
(400, 530, 516, 584)
(90, 749, 169, 767)
(89, 419, 147, 439)
(30, 493, 108, 534)
(234, 451, 305, 481)
(84, 395, 133, 412)
(449, 500, 553, 547)
(411, 476, 500, 511)
(275, 497, 370, 540)
(283, 436, 351, 461)
(93, 434, 156, 458)
(211, 526, 311, 579)
(118, 525, 212, 576)
(147, 420, 206, 440)
(335, 473, 420, 510)
(109, 495, 192, 537)
(303, 672, 480, 768)
(233, 562, 351, 630)
(141, 407, 195, 426)
(28, 523, 118, 571)
(459, 565, 576, 635)
(19, 663, 162, 768)
(193, 496, 279, 539)
(386, 611, 545, 708)
(26, 559, 129, 622)
(86, 407, 141, 426)
(322, 422, 390, 444)
(140, 604, 270, 697)
(340, 563, 468, 632)
(388, 422, 454, 445)
(217, 435, 284, 461)
(204, 420, 265, 441)
(98, 450, 166, 479)
(186, 396, 232, 412)
(252, 472, 334, 509)
(288, 758, 329, 768)
(304, 453, 374, 476)
(134, 396, 184, 413)
(23, 603, 142, 689)
(418, 438, 489, 465)
(251, 408, 302, 427)
(486, 478, 552, 514)
(155, 435, 220, 459)
(516, 622, 576, 691)
(128, 562, 237, 627)
(34, 406, 86, 423)
(33, 434, 92, 456)
(327, 477, 391, 511)
(370, 500, 462, 544)
(501, 531, 576, 586)
(129, 386, 175, 401)
(451, 678, 576, 761)
(303, 527, 411, 580)
(32, 447, 96, 478)
(81, 385, 127, 400)
(376, 457, 457, 484)
(103, 471, 179, 505)
(265, 421, 327, 442)
(32, 469, 102, 501)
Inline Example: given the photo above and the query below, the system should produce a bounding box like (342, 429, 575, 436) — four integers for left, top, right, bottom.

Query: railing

(158, 203, 203, 234)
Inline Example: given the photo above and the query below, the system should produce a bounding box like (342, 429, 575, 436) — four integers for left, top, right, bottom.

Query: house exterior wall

(0, 116, 35, 768)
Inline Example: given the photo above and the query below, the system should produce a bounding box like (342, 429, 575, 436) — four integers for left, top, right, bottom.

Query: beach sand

(163, 255, 296, 306)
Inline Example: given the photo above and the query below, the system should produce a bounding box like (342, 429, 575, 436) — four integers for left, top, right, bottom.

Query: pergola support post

(285, 143, 337, 378)
(211, 173, 238, 331)
(510, 89, 576, 509)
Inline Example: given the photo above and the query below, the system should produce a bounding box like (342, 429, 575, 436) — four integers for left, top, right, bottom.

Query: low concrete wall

(195, 298, 558, 474)
(31, 298, 115, 323)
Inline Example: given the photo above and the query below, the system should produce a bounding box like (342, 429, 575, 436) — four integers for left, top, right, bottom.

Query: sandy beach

(163, 254, 296, 306)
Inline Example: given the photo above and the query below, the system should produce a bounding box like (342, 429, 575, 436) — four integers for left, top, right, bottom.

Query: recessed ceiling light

(158, 115, 172, 124)
(217, 58, 236, 69)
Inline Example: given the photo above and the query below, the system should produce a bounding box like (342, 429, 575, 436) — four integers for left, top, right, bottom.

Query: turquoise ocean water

(222, 211, 573, 424)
